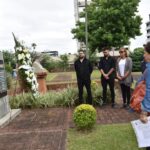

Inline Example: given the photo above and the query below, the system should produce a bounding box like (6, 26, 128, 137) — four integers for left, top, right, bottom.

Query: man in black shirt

(99, 47, 116, 107)
(74, 50, 93, 105)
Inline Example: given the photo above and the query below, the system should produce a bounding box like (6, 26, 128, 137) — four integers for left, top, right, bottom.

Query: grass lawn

(67, 124, 144, 150)
(46, 72, 60, 81)
(46, 70, 100, 82)
(46, 70, 141, 83)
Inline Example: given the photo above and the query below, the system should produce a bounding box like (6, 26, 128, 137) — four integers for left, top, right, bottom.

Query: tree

(60, 54, 69, 71)
(129, 47, 144, 72)
(72, 0, 142, 52)
(2, 50, 16, 72)
(40, 54, 57, 72)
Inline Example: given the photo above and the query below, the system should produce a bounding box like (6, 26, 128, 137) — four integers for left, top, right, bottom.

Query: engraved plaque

(0, 52, 7, 98)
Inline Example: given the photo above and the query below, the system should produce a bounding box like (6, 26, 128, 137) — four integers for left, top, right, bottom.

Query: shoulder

(99, 57, 104, 62)
(126, 57, 132, 61)
(85, 58, 90, 63)
(74, 59, 79, 64)
(108, 56, 115, 63)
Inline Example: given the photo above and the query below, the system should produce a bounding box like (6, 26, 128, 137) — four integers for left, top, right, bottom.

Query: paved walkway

(0, 107, 139, 150)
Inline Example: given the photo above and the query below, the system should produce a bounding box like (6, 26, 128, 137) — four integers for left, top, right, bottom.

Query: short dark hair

(102, 47, 110, 51)
(78, 49, 85, 53)
(145, 42, 150, 54)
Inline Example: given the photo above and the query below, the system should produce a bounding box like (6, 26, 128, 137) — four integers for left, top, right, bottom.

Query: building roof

(96, 51, 120, 57)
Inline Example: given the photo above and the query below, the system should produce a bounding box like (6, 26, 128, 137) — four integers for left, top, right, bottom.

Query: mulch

(0, 106, 139, 150)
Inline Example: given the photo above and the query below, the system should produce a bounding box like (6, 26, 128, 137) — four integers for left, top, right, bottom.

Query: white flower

(29, 73, 34, 77)
(19, 65, 31, 70)
(25, 71, 30, 75)
(27, 77, 32, 83)
(18, 53, 25, 60)
(25, 54, 30, 59)
(31, 84, 36, 90)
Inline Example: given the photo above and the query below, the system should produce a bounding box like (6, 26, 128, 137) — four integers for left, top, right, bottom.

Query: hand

(122, 76, 126, 80)
(117, 76, 122, 81)
(104, 74, 109, 80)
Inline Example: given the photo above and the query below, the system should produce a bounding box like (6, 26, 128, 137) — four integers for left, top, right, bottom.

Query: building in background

(146, 14, 150, 42)
(41, 51, 58, 57)
(74, 0, 91, 50)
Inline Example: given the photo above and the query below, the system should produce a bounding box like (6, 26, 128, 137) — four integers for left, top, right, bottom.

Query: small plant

(6, 72, 12, 89)
(73, 104, 96, 130)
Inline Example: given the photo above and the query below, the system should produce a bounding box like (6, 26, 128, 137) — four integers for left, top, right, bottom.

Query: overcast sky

(0, 0, 149, 54)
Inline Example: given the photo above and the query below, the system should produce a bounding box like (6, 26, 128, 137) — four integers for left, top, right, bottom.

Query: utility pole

(85, 0, 89, 58)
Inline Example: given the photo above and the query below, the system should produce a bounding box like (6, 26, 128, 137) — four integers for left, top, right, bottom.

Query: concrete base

(0, 109, 21, 128)
(0, 95, 10, 118)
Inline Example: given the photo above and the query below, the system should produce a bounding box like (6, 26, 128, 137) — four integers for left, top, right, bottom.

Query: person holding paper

(136, 42, 150, 125)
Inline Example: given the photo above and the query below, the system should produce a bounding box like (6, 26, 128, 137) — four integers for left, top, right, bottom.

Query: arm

(116, 58, 123, 80)
(136, 69, 147, 86)
(89, 61, 93, 74)
(74, 61, 77, 72)
(106, 58, 115, 76)
(107, 68, 115, 76)
(99, 59, 107, 78)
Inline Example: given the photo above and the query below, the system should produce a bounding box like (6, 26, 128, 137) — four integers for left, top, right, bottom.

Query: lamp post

(85, 0, 89, 58)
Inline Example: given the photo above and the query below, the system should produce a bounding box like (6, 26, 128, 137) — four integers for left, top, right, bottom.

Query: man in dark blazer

(74, 49, 93, 105)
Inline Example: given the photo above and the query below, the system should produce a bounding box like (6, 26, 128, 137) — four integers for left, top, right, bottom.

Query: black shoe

(125, 105, 130, 110)
(102, 102, 107, 106)
(121, 103, 127, 108)
(111, 103, 116, 108)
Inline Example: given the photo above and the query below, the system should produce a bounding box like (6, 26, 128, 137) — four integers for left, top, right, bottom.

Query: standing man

(99, 47, 116, 107)
(74, 49, 93, 105)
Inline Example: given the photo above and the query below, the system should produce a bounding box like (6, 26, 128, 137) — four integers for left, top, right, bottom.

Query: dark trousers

(146, 147, 150, 150)
(101, 78, 115, 104)
(120, 83, 131, 105)
(77, 79, 92, 105)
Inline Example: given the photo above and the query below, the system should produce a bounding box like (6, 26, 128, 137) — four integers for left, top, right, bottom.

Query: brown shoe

(140, 111, 148, 123)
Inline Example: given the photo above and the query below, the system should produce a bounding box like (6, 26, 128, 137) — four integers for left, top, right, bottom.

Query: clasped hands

(117, 75, 126, 81)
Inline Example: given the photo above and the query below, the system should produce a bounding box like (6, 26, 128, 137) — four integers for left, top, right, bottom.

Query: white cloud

(0, 0, 77, 54)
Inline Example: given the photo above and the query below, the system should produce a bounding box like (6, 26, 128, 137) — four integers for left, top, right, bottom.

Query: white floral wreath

(13, 34, 39, 97)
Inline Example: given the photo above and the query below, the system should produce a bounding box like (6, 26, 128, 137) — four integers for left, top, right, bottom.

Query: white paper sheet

(131, 116, 150, 148)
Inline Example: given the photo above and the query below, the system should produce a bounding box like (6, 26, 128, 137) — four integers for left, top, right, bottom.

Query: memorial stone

(0, 52, 21, 127)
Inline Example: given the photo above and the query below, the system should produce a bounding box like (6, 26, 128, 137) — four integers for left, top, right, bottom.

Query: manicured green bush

(73, 104, 96, 129)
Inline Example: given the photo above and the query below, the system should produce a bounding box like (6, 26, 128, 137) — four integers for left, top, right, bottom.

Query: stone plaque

(0, 52, 7, 98)
(0, 52, 21, 127)
(0, 52, 9, 119)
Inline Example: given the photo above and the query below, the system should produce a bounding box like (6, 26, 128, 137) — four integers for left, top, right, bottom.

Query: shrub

(6, 72, 12, 89)
(9, 87, 79, 109)
(9, 85, 113, 109)
(73, 104, 96, 130)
